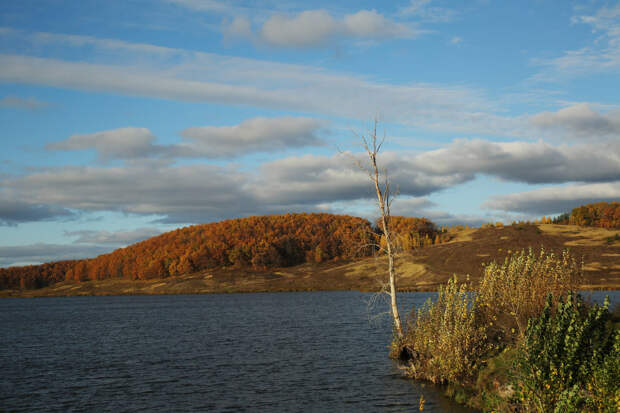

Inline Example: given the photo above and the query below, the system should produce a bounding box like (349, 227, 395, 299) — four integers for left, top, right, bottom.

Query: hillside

(1, 213, 450, 292)
(2, 222, 618, 297)
(0, 213, 376, 289)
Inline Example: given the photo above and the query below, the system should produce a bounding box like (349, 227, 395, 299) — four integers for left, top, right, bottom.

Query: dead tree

(356, 119, 404, 340)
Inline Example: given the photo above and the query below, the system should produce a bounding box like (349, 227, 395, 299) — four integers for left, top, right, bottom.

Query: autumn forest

(1, 202, 618, 292)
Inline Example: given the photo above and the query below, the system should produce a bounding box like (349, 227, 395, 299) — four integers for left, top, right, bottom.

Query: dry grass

(537, 224, 620, 246)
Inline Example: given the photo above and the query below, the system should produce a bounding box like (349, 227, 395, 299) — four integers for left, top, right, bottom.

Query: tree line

(1, 213, 444, 290)
(552, 201, 620, 228)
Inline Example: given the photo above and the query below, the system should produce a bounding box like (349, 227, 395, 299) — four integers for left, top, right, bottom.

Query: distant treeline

(383, 216, 452, 249)
(1, 213, 444, 290)
(0, 260, 79, 290)
(552, 201, 620, 228)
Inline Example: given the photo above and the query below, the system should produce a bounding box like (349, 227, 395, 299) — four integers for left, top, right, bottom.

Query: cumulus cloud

(250, 9, 416, 47)
(65, 227, 163, 245)
(415, 138, 620, 184)
(47, 127, 163, 160)
(0, 150, 470, 225)
(484, 182, 620, 215)
(46, 118, 325, 160)
(4, 134, 620, 225)
(343, 10, 415, 38)
(178, 117, 326, 157)
(259, 10, 338, 47)
(0, 95, 49, 110)
(530, 103, 620, 139)
(1, 163, 256, 224)
(0, 243, 111, 267)
(256, 152, 471, 206)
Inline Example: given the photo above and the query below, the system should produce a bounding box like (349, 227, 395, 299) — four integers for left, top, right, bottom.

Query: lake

(1, 291, 617, 412)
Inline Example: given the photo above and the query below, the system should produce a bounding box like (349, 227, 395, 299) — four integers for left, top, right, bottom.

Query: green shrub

(401, 276, 491, 384)
(514, 293, 619, 412)
(478, 248, 582, 341)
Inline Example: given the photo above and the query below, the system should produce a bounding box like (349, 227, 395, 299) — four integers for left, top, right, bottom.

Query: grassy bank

(395, 248, 620, 412)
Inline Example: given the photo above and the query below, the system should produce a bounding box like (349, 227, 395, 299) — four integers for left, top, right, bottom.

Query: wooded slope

(6, 213, 435, 289)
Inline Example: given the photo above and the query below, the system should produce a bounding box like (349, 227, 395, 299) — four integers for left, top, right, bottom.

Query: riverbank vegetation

(395, 248, 619, 412)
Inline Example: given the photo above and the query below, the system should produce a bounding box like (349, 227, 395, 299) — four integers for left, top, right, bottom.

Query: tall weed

(477, 248, 582, 340)
(402, 276, 491, 384)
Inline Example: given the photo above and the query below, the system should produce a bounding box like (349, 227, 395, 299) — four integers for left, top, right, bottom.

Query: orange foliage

(2, 213, 447, 290)
(568, 202, 620, 228)
(379, 216, 445, 250)
(1, 213, 377, 288)
(78, 213, 378, 281)
(0, 260, 79, 290)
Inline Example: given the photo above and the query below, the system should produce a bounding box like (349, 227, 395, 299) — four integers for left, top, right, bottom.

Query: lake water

(1, 291, 617, 412)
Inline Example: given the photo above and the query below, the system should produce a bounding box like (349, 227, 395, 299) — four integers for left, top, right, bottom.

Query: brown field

(2, 224, 619, 298)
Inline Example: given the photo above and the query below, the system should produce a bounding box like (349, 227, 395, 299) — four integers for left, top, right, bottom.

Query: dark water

(1, 291, 617, 412)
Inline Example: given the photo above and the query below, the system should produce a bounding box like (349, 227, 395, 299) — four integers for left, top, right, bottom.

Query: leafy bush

(400, 276, 491, 384)
(514, 293, 619, 413)
(477, 248, 582, 340)
(396, 247, 616, 412)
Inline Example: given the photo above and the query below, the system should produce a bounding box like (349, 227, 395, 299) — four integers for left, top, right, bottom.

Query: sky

(0, 0, 619, 267)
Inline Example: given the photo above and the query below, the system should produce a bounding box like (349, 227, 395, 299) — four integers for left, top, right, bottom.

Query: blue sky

(1, 0, 619, 266)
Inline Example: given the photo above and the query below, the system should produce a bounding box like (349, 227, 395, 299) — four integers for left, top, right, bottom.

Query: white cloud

(1, 163, 255, 223)
(484, 181, 620, 215)
(255, 9, 416, 48)
(178, 117, 326, 157)
(3, 135, 620, 225)
(0, 51, 506, 135)
(46, 118, 326, 160)
(0, 27, 177, 57)
(530, 103, 620, 139)
(343, 10, 415, 38)
(255, 152, 471, 206)
(415, 138, 620, 184)
(260, 10, 338, 47)
(0, 150, 470, 225)
(47, 127, 163, 160)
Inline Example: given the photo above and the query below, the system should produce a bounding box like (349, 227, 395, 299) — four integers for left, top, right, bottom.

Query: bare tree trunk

(360, 119, 403, 339)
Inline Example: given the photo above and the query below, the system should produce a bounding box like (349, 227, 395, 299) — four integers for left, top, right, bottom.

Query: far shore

(3, 223, 619, 298)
